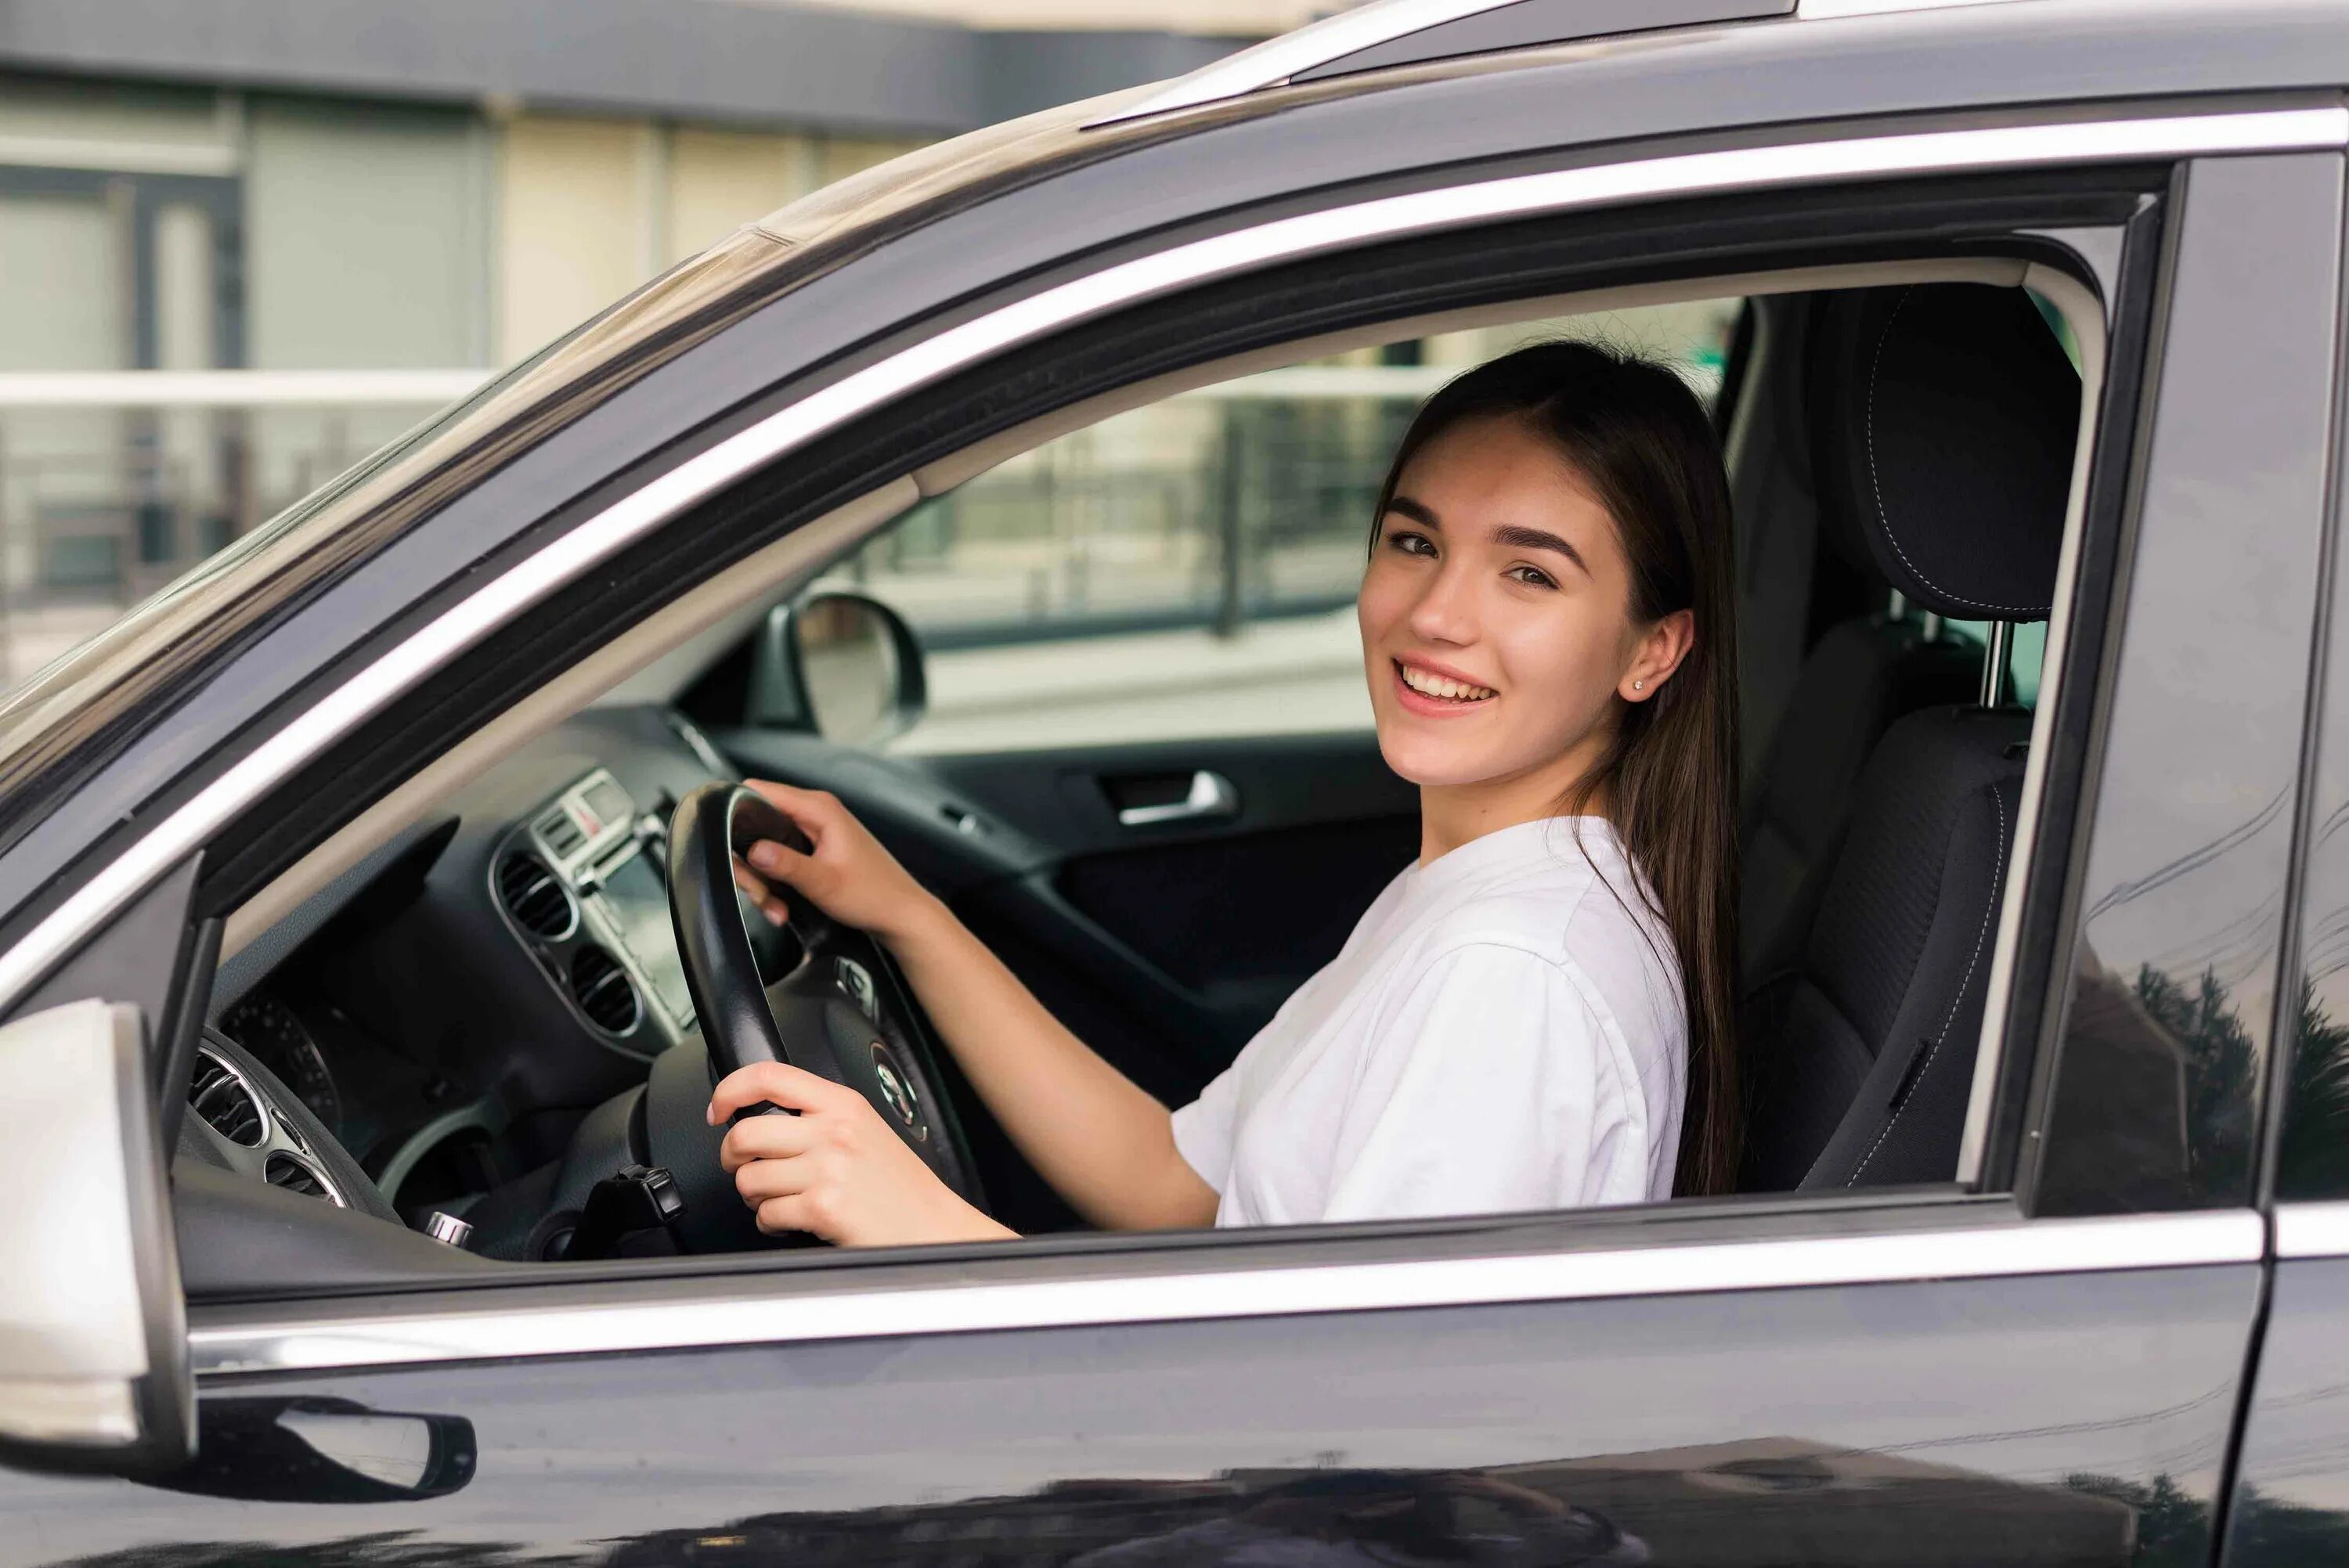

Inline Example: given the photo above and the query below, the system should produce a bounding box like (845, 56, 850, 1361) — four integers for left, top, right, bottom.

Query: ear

(1618, 608, 1696, 704)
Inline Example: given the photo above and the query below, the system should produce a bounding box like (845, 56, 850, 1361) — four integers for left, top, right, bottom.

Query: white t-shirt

(1170, 815, 1687, 1227)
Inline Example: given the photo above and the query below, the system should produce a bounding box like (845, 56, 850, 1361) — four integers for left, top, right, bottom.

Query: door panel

(2216, 1249, 2349, 1568)
(10, 1262, 2255, 1565)
(925, 731, 1416, 1046)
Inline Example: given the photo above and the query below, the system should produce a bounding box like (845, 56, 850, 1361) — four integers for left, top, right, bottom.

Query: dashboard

(204, 705, 743, 1222)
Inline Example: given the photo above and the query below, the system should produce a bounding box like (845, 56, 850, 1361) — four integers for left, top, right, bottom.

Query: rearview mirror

(747, 590, 927, 747)
(0, 1000, 193, 1475)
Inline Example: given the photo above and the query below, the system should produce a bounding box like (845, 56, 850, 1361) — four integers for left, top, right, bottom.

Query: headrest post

(1921, 611, 1944, 643)
(1980, 621, 2013, 708)
(1887, 589, 1909, 622)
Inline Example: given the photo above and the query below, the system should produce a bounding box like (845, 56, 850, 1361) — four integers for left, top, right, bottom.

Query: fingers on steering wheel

(708, 1059, 844, 1127)
(730, 855, 789, 926)
(720, 1109, 817, 1174)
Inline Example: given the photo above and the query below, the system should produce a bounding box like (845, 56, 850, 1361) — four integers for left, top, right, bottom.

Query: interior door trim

(4, 107, 2344, 1021)
(189, 1206, 2261, 1376)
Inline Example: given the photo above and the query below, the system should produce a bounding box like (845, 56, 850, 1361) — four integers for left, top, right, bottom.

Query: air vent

(496, 852, 576, 939)
(569, 946, 641, 1035)
(189, 1050, 265, 1147)
(265, 1151, 339, 1205)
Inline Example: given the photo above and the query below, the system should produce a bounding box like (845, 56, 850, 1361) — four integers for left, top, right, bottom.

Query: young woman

(708, 341, 1741, 1245)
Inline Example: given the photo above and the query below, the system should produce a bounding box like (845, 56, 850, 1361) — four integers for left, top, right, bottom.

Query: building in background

(0, 0, 1288, 677)
(0, 0, 1737, 753)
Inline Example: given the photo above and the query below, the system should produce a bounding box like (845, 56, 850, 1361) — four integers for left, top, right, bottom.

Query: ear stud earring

(1633, 679, 1644, 690)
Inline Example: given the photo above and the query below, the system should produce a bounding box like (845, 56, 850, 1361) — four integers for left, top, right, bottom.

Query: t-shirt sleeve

(1170, 1058, 1243, 1195)
(1321, 942, 1641, 1223)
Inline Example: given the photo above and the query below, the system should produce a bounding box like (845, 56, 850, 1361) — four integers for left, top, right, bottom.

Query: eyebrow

(1384, 495, 1589, 575)
(1384, 495, 1439, 528)
(1492, 523, 1589, 574)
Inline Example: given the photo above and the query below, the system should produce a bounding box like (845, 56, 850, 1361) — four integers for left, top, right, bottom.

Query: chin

(1373, 725, 1491, 788)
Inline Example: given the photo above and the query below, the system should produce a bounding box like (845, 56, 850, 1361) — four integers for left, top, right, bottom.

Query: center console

(488, 769, 697, 1057)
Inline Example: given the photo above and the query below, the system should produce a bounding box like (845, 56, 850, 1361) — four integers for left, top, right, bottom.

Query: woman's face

(1357, 412, 1685, 792)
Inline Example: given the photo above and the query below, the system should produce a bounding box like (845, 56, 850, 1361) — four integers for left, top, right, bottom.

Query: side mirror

(0, 1000, 193, 1475)
(150, 1397, 475, 1504)
(747, 591, 926, 747)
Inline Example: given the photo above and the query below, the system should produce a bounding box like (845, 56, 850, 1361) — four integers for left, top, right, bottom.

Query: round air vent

(496, 852, 576, 940)
(189, 1048, 265, 1147)
(568, 946, 641, 1035)
(265, 1151, 341, 1206)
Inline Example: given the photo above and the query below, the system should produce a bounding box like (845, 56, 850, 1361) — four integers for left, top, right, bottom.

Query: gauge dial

(217, 993, 342, 1133)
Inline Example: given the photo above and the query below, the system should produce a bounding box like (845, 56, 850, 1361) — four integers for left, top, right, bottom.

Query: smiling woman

(1358, 342, 1740, 1194)
(720, 339, 1737, 1240)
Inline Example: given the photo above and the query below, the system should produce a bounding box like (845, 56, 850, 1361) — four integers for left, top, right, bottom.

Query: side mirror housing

(0, 1000, 193, 1475)
(153, 1397, 476, 1504)
(748, 590, 926, 747)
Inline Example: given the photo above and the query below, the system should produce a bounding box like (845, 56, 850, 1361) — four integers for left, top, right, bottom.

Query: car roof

(0, 0, 2340, 880)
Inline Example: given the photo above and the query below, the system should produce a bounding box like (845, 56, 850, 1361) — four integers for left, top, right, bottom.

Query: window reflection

(2037, 157, 2339, 1214)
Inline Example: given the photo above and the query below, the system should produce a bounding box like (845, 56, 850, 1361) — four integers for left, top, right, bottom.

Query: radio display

(594, 852, 695, 1026)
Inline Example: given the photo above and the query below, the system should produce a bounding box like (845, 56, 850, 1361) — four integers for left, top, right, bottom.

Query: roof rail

(1084, 0, 2035, 129)
(1084, 0, 1787, 127)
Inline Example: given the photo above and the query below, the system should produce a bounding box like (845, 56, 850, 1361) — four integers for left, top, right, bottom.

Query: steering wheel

(665, 783, 985, 1238)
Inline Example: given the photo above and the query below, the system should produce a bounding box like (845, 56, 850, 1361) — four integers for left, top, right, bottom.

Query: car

(7, 0, 2349, 1561)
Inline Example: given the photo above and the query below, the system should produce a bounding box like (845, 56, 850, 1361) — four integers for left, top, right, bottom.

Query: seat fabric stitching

(1863, 288, 2048, 619)
(1846, 784, 2007, 1185)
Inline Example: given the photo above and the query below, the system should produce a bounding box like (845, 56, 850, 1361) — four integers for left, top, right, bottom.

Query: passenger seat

(1741, 282, 2080, 1192)
(1736, 297, 1980, 987)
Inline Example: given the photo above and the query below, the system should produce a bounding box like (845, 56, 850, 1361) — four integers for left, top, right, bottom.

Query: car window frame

(18, 102, 2336, 1375)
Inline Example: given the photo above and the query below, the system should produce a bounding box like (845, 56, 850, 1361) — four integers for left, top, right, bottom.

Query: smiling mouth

(1395, 660, 1496, 705)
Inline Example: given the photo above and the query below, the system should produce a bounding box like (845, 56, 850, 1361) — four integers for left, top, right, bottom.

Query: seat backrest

(1740, 281, 2080, 1192)
(1738, 595, 1981, 989)
(1745, 706, 2028, 1189)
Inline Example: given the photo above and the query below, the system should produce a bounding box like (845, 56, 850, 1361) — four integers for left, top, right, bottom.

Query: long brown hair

(1370, 341, 1742, 1196)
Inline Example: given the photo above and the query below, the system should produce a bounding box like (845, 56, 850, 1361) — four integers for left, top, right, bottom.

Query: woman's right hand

(731, 779, 940, 947)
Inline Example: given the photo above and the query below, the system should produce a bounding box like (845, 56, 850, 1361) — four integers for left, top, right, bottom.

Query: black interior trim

(1996, 186, 2177, 1210)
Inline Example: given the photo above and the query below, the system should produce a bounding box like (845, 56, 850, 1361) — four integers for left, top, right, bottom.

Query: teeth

(1400, 663, 1495, 701)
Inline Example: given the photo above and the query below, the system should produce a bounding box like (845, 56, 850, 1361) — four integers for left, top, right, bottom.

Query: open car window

(189, 242, 2134, 1277)
(799, 301, 1745, 758)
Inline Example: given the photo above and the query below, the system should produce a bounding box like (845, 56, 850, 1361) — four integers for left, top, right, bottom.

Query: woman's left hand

(708, 1062, 1015, 1248)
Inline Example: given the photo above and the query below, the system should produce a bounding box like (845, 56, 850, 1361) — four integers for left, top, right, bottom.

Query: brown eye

(1387, 530, 1436, 557)
(1507, 564, 1557, 589)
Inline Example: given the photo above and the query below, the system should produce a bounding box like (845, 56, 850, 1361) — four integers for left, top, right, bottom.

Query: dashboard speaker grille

(189, 1050, 265, 1147)
(496, 852, 574, 939)
(568, 946, 641, 1035)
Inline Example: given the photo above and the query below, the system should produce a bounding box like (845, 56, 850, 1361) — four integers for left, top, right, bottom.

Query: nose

(1405, 556, 1478, 646)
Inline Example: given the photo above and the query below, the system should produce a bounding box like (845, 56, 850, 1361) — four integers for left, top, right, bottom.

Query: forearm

(884, 896, 1218, 1231)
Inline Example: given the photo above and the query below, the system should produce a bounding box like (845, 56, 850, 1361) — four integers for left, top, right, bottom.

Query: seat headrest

(1808, 283, 2081, 622)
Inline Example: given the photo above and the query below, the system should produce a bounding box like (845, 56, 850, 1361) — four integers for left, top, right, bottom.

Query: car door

(4, 128, 2329, 1568)
(2214, 160, 2349, 1562)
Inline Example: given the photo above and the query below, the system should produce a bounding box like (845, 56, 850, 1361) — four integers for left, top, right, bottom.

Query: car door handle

(1115, 770, 1239, 827)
